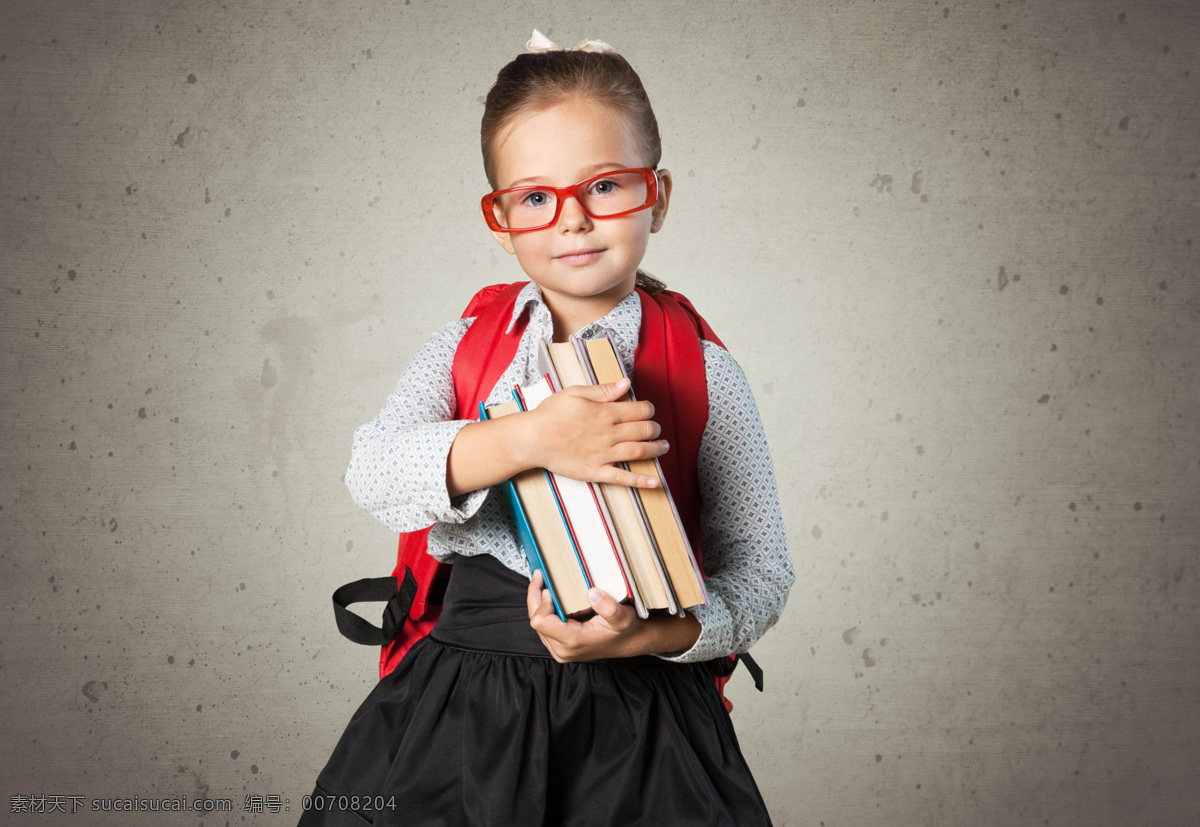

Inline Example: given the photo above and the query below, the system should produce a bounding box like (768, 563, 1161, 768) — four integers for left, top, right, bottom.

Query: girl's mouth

(556, 249, 604, 265)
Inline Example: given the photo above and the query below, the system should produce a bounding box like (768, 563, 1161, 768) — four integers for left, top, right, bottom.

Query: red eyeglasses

(482, 168, 659, 232)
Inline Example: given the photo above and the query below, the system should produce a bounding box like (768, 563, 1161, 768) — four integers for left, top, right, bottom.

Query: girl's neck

(540, 285, 636, 343)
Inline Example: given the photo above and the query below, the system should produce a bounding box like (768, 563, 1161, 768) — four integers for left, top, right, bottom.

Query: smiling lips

(555, 248, 604, 265)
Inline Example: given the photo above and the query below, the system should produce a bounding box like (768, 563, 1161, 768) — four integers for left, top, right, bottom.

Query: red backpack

(332, 281, 761, 710)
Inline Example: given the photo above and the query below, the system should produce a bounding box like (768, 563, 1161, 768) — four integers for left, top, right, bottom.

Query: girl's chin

(536, 274, 636, 298)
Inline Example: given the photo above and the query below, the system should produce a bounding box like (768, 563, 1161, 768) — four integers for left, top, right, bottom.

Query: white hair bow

(526, 29, 615, 54)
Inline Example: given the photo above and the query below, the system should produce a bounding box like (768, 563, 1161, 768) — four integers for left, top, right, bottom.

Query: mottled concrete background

(2, 0, 1198, 824)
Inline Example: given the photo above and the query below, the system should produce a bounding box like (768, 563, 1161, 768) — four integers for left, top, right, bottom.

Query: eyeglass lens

(492, 172, 649, 230)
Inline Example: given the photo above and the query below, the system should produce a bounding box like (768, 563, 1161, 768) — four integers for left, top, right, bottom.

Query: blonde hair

(481, 50, 666, 294)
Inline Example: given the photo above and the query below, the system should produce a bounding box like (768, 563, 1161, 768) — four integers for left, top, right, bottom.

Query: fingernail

(660, 440, 669, 453)
(646, 477, 658, 488)
(617, 378, 630, 389)
(588, 588, 603, 605)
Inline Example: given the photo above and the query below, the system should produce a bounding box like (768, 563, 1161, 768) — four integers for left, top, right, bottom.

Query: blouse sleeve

(344, 318, 492, 533)
(658, 341, 794, 664)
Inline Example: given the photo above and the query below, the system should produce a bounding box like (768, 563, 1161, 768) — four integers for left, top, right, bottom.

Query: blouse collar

(505, 281, 642, 366)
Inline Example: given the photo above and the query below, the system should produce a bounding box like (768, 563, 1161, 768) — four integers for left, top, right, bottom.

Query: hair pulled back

(481, 50, 666, 293)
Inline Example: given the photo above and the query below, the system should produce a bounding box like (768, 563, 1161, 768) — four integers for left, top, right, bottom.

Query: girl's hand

(524, 378, 667, 489)
(446, 378, 665, 498)
(525, 570, 702, 662)
(526, 570, 641, 661)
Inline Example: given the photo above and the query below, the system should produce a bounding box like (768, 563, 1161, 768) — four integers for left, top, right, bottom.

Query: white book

(516, 374, 636, 608)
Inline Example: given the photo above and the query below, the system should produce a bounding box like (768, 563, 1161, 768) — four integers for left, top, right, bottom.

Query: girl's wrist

(633, 611, 701, 657)
(478, 408, 541, 476)
(447, 413, 540, 498)
(509, 408, 543, 473)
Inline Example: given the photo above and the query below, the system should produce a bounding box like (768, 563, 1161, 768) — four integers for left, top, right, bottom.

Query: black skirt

(298, 553, 772, 827)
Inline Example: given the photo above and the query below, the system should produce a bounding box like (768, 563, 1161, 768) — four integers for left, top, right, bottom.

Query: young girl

(300, 31, 793, 827)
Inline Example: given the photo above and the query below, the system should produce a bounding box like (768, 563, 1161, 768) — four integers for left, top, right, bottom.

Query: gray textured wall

(2, 1, 1198, 824)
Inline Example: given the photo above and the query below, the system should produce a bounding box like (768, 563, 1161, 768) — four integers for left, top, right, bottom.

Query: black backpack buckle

(381, 569, 418, 641)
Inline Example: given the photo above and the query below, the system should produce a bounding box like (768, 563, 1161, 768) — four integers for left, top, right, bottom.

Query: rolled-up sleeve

(344, 318, 491, 533)
(659, 341, 794, 663)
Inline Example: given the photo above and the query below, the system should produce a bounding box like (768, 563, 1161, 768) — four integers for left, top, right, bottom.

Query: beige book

(484, 400, 591, 616)
(584, 338, 707, 609)
(546, 342, 670, 611)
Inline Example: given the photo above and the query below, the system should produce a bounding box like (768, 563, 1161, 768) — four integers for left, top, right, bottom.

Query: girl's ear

(491, 230, 516, 255)
(650, 168, 673, 233)
(482, 203, 516, 254)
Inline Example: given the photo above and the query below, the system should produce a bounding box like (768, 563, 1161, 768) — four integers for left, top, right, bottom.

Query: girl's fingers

(587, 588, 624, 624)
(601, 378, 632, 401)
(613, 419, 661, 443)
(601, 465, 660, 489)
(527, 570, 555, 620)
(613, 439, 669, 465)
(525, 572, 540, 619)
(608, 399, 655, 423)
(571, 378, 631, 403)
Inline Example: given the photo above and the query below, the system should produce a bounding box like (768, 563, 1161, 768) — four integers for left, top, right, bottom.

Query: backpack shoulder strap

(662, 289, 725, 350)
(407, 280, 529, 624)
(634, 290, 759, 711)
(462, 281, 519, 319)
(633, 288, 721, 570)
(372, 281, 530, 679)
(450, 281, 530, 420)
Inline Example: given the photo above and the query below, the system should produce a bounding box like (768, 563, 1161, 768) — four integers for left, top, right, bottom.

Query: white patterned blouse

(345, 282, 793, 664)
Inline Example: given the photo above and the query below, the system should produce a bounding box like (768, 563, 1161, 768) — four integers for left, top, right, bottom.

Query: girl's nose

(557, 194, 592, 232)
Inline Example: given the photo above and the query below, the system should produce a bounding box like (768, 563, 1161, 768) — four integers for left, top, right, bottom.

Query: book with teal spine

(510, 384, 596, 598)
(478, 400, 572, 621)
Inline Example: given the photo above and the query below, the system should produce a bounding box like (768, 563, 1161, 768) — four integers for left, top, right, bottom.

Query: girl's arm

(347, 318, 667, 533)
(660, 341, 794, 662)
(345, 319, 483, 532)
(446, 379, 667, 497)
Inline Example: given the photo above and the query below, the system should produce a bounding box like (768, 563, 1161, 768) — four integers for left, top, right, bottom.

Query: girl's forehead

(491, 98, 648, 186)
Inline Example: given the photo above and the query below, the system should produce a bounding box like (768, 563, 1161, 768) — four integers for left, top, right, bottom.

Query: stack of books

(480, 332, 709, 621)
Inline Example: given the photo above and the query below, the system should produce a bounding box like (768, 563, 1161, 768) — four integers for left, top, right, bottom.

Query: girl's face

(487, 96, 671, 330)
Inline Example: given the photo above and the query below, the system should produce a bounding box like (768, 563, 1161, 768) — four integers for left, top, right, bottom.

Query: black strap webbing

(332, 568, 418, 646)
(705, 652, 764, 692)
(739, 652, 764, 692)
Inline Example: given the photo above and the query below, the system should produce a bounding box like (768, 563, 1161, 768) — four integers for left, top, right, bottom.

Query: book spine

(587, 480, 639, 611)
(578, 333, 708, 610)
(479, 402, 567, 621)
(571, 333, 677, 610)
(512, 388, 594, 591)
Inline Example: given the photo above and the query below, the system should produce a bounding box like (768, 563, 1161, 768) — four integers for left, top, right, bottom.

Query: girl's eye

(521, 190, 553, 208)
(589, 179, 619, 196)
